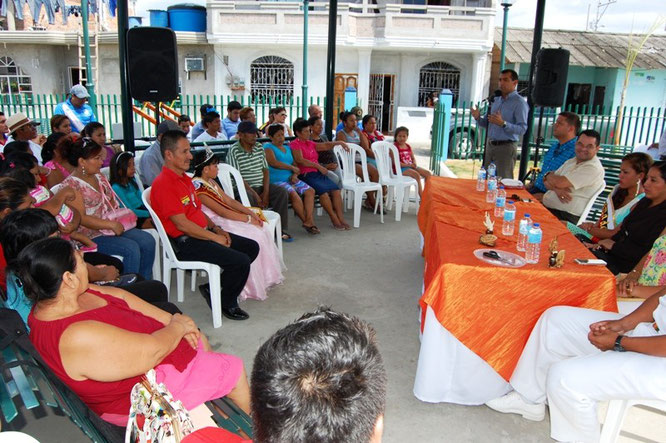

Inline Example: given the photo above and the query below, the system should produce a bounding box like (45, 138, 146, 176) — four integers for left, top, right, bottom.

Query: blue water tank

(149, 10, 169, 28)
(128, 16, 142, 28)
(167, 4, 206, 32)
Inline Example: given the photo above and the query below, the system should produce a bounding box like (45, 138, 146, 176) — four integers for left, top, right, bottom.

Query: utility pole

(302, 0, 309, 118)
(586, 0, 617, 32)
(324, 0, 338, 140)
(117, 0, 135, 152)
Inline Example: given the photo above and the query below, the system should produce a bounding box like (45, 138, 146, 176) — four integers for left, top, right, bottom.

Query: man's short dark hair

(160, 130, 188, 157)
(578, 129, 601, 147)
(251, 308, 387, 443)
(202, 111, 220, 127)
(178, 114, 191, 124)
(558, 111, 581, 134)
(501, 69, 519, 81)
(227, 101, 242, 112)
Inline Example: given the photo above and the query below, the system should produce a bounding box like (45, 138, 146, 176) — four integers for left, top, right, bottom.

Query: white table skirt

(413, 305, 512, 405)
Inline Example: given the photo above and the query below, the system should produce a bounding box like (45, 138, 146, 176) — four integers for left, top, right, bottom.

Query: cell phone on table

(574, 258, 607, 265)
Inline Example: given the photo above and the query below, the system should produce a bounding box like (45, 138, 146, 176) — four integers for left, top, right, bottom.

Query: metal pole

(302, 0, 309, 119)
(518, 0, 546, 180)
(500, 3, 510, 71)
(117, 0, 135, 152)
(324, 0, 338, 140)
(81, 0, 97, 110)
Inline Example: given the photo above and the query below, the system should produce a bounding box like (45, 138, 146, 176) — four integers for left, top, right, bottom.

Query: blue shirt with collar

(477, 90, 528, 142)
(222, 117, 240, 138)
(532, 137, 577, 193)
(53, 98, 97, 133)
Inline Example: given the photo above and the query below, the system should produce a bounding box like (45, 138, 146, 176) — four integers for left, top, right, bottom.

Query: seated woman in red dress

(15, 237, 250, 426)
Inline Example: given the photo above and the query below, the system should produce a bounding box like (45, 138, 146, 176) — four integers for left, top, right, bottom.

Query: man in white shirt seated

(193, 111, 228, 143)
(538, 129, 605, 223)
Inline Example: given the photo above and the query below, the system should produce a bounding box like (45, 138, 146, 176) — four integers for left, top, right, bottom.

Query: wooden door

(333, 73, 358, 126)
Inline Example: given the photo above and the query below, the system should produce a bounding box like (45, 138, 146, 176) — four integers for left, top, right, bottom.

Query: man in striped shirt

(227, 121, 291, 239)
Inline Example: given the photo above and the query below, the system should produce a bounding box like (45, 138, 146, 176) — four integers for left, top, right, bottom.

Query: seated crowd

(2, 101, 665, 443)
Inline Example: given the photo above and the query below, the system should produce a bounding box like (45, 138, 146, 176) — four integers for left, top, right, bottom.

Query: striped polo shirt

(227, 141, 268, 188)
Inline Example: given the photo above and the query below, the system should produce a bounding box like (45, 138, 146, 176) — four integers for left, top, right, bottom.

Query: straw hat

(6, 112, 40, 133)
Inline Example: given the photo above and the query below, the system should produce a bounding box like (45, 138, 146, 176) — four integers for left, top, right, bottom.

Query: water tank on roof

(149, 10, 169, 28)
(167, 4, 206, 32)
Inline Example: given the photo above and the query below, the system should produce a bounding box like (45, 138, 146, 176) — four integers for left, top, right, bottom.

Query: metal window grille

(418, 61, 460, 106)
(250, 56, 294, 103)
(0, 57, 33, 102)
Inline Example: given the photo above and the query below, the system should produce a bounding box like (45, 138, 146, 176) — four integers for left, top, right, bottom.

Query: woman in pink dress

(191, 148, 283, 301)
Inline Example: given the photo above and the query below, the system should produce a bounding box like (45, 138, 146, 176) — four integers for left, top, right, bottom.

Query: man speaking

(471, 69, 528, 179)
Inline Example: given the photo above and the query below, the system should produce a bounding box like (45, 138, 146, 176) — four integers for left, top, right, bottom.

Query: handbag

(125, 369, 195, 443)
(99, 176, 138, 236)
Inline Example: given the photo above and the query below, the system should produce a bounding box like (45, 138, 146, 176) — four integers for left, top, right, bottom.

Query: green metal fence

(0, 93, 332, 140)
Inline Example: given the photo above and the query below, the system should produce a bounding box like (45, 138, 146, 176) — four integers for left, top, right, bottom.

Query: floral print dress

(638, 235, 666, 286)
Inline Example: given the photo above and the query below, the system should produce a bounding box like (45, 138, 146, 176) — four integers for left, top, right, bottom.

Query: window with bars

(250, 56, 294, 103)
(0, 57, 33, 98)
(418, 61, 460, 106)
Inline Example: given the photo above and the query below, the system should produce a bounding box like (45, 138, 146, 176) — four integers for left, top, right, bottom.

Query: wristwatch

(613, 335, 626, 352)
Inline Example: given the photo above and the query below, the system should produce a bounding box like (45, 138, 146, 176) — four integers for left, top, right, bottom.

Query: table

(413, 177, 617, 405)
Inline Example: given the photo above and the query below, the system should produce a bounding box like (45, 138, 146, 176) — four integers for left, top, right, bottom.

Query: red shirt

(289, 138, 320, 174)
(151, 167, 207, 238)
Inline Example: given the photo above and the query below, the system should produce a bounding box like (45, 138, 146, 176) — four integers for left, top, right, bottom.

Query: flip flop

(342, 222, 352, 230)
(303, 224, 320, 235)
(281, 232, 294, 242)
(332, 224, 346, 231)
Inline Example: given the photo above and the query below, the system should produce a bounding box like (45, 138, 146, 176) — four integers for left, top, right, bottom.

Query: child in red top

(393, 126, 431, 196)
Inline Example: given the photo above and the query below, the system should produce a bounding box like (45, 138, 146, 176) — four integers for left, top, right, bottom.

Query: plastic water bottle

(502, 201, 516, 236)
(486, 176, 498, 203)
(525, 223, 543, 264)
(494, 186, 506, 218)
(488, 162, 497, 178)
(516, 213, 532, 252)
(476, 167, 486, 192)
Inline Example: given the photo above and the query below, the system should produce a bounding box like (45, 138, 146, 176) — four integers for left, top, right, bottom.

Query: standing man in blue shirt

(222, 101, 242, 139)
(529, 111, 580, 195)
(54, 84, 97, 133)
(471, 69, 528, 179)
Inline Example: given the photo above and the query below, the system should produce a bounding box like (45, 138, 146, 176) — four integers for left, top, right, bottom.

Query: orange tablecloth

(418, 177, 617, 381)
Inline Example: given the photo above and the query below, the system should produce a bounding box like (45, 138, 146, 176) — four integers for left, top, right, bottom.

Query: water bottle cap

(499, 185, 504, 189)
(533, 223, 540, 227)
(525, 213, 530, 217)
(507, 200, 514, 204)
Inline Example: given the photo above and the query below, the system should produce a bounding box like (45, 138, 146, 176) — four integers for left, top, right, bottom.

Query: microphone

(482, 89, 502, 103)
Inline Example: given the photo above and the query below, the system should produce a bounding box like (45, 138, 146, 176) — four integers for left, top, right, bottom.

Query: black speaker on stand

(126, 27, 179, 132)
(522, 47, 570, 184)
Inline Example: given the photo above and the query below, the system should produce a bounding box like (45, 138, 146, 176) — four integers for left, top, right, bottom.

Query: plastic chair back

(217, 163, 251, 206)
(577, 180, 607, 224)
(335, 143, 371, 184)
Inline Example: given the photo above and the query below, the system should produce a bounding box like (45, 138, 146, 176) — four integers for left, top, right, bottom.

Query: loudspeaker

(531, 48, 570, 107)
(127, 27, 179, 102)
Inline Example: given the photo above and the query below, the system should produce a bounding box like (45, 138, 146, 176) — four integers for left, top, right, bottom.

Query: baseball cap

(6, 112, 40, 133)
(156, 119, 182, 136)
(237, 121, 258, 134)
(70, 84, 90, 99)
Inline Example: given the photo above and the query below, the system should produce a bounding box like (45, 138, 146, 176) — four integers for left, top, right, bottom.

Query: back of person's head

(9, 237, 77, 304)
(251, 308, 387, 443)
(1, 152, 38, 188)
(292, 118, 310, 134)
(227, 101, 242, 112)
(50, 115, 69, 133)
(558, 111, 581, 134)
(0, 208, 58, 263)
(2, 141, 31, 158)
(63, 136, 102, 167)
(578, 129, 601, 147)
(267, 123, 284, 138)
(81, 121, 104, 138)
(178, 114, 191, 124)
(109, 151, 135, 185)
(160, 130, 188, 158)
(200, 104, 213, 118)
(202, 111, 220, 128)
(42, 132, 67, 164)
(0, 177, 30, 215)
(500, 68, 519, 81)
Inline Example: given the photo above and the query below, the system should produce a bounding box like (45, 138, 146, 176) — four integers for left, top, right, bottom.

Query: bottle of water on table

(488, 162, 497, 178)
(502, 201, 516, 236)
(486, 176, 498, 203)
(494, 186, 506, 218)
(516, 213, 532, 252)
(525, 223, 542, 264)
(476, 166, 486, 192)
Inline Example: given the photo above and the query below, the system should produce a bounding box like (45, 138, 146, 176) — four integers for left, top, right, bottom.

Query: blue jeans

(94, 229, 155, 279)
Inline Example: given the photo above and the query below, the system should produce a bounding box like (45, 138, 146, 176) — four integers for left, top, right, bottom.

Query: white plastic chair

(600, 398, 666, 443)
(216, 162, 283, 259)
(334, 143, 383, 228)
(371, 141, 420, 221)
(576, 180, 607, 224)
(142, 187, 224, 328)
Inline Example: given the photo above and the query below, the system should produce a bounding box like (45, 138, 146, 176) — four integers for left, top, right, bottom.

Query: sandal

(303, 224, 320, 235)
(342, 222, 352, 230)
(332, 224, 346, 231)
(281, 232, 294, 242)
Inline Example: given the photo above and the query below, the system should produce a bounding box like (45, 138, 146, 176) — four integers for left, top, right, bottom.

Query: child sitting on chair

(393, 126, 431, 196)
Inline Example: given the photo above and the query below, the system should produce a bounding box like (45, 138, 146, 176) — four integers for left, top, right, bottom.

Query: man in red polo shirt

(151, 130, 258, 320)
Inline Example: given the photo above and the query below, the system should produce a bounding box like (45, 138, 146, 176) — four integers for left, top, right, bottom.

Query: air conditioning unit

(184, 57, 206, 79)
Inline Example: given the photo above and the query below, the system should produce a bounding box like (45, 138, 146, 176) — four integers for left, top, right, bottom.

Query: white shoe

(485, 391, 546, 421)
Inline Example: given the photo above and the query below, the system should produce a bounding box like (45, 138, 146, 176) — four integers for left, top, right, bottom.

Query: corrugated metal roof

(494, 28, 666, 70)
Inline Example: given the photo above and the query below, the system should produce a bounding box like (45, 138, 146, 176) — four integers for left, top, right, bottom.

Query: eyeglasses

(278, 113, 287, 117)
